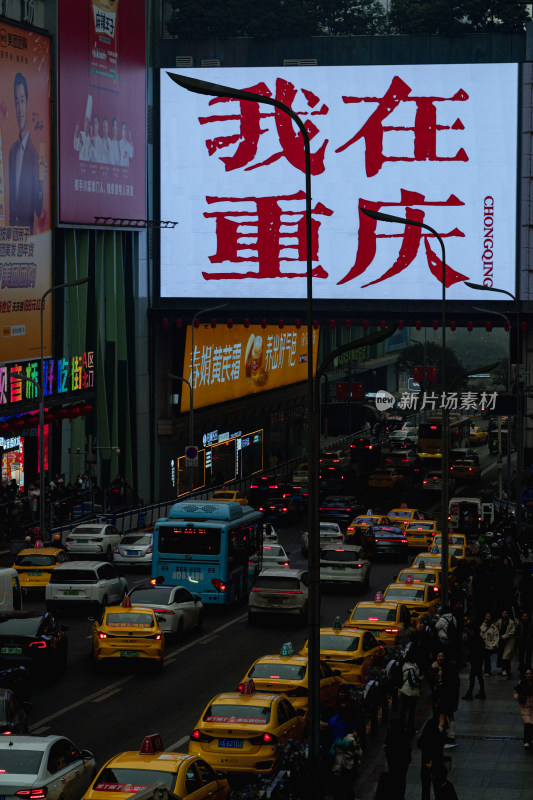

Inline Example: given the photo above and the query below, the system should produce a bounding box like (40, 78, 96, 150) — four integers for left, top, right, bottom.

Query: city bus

(152, 500, 263, 605)
(417, 414, 470, 459)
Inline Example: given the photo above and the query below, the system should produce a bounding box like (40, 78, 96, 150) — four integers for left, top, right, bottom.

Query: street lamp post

(166, 71, 320, 781)
(361, 208, 451, 605)
(39, 277, 89, 538)
(466, 282, 522, 528)
(168, 373, 193, 493)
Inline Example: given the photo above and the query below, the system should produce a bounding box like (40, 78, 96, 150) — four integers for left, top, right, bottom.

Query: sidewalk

(355, 663, 533, 799)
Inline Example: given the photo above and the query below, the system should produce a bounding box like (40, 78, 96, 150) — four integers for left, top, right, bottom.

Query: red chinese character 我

(203, 190, 332, 280)
(338, 189, 470, 287)
(199, 79, 329, 175)
(336, 76, 469, 177)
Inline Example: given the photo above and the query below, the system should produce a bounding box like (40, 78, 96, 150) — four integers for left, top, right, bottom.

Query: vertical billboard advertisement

(181, 324, 320, 411)
(160, 64, 517, 302)
(0, 25, 52, 362)
(58, 0, 146, 225)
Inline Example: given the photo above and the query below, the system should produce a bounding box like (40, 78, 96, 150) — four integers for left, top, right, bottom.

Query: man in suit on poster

(9, 72, 43, 233)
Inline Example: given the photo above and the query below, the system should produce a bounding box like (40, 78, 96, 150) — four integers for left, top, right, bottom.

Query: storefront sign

(0, 351, 95, 407)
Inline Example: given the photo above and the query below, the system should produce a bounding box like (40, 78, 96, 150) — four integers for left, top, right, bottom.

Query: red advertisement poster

(0, 25, 52, 362)
(58, 0, 146, 225)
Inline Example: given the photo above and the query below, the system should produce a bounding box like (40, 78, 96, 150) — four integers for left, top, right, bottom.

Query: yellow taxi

(346, 514, 393, 542)
(396, 566, 443, 589)
(449, 460, 481, 480)
(434, 533, 467, 548)
(299, 617, 385, 684)
(209, 490, 249, 505)
(368, 467, 404, 489)
(12, 547, 69, 590)
(410, 552, 458, 574)
(387, 508, 425, 530)
(189, 679, 305, 775)
(344, 597, 412, 647)
(382, 582, 440, 620)
(432, 538, 476, 567)
(404, 520, 441, 551)
(91, 598, 165, 666)
(238, 643, 345, 721)
(469, 426, 488, 444)
(82, 734, 230, 800)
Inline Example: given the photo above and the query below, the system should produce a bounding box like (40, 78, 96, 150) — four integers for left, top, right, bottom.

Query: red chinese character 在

(199, 79, 329, 175)
(336, 76, 468, 177)
(203, 190, 332, 280)
(338, 189, 470, 287)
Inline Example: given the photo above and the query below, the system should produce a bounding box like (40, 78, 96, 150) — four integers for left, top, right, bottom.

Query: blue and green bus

(152, 500, 263, 605)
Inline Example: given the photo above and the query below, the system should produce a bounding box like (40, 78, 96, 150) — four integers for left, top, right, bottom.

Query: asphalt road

(18, 442, 502, 771)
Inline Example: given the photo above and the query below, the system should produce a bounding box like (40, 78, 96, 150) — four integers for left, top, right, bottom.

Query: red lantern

(504, 320, 510, 332)
(313, 319, 319, 330)
(432, 320, 439, 331)
(162, 318, 168, 328)
(295, 318, 302, 329)
(278, 319, 284, 329)
(261, 318, 267, 329)
(329, 319, 336, 329)
(485, 321, 492, 332)
(521, 321, 528, 332)
(379, 320, 386, 330)
(227, 318, 233, 328)
(243, 318, 250, 328)
(362, 320, 369, 331)
(413, 366, 425, 382)
(344, 319, 351, 329)
(467, 321, 473, 332)
(450, 321, 457, 331)
(210, 318, 216, 329)
(398, 320, 404, 330)
(176, 319, 183, 329)
(415, 320, 422, 331)
(193, 319, 200, 329)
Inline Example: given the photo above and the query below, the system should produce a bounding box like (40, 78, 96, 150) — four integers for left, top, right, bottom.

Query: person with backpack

(480, 611, 500, 676)
(399, 652, 423, 737)
(434, 606, 458, 660)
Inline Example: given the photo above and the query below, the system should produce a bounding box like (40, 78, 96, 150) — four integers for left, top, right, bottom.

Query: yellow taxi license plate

(219, 739, 243, 748)
(120, 650, 140, 657)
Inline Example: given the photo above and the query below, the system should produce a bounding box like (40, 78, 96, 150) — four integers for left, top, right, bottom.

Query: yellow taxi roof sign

(140, 734, 164, 754)
(122, 596, 132, 608)
(333, 615, 343, 630)
(374, 592, 383, 602)
(280, 642, 294, 657)
(406, 574, 413, 584)
(240, 678, 256, 695)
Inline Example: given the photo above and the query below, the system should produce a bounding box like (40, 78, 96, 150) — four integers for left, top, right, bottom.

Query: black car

(368, 525, 409, 561)
(0, 612, 68, 672)
(248, 475, 292, 507)
(319, 495, 366, 529)
(260, 495, 297, 525)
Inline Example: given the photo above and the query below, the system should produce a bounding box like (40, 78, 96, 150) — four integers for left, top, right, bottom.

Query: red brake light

(29, 640, 47, 648)
(155, 634, 162, 640)
(1, 731, 11, 735)
(384, 627, 399, 634)
(99, 633, 107, 639)
(211, 578, 226, 592)
(263, 732, 277, 743)
(283, 562, 290, 566)
(16, 791, 47, 799)
(191, 729, 201, 739)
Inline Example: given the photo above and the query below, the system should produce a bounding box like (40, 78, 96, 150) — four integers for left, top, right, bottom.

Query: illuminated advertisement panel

(58, 0, 146, 225)
(0, 351, 95, 408)
(180, 324, 319, 411)
(160, 64, 517, 301)
(0, 24, 52, 362)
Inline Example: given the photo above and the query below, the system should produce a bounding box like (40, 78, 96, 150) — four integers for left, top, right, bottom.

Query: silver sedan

(126, 583, 203, 638)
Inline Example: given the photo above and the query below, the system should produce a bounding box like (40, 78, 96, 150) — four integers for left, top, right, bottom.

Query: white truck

(0, 568, 23, 612)
(448, 496, 494, 533)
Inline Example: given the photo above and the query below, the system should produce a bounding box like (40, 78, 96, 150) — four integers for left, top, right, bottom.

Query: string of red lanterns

(166, 317, 526, 332)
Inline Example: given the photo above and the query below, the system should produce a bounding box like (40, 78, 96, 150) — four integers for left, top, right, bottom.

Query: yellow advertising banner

(181, 324, 320, 411)
(0, 24, 52, 362)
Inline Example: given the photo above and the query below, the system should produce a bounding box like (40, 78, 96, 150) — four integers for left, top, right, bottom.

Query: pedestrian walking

(496, 608, 516, 677)
(462, 622, 486, 700)
(411, 620, 433, 679)
(381, 717, 411, 800)
(480, 611, 499, 676)
(513, 667, 533, 748)
(434, 606, 458, 661)
(417, 717, 446, 800)
(429, 651, 460, 745)
(399, 653, 423, 737)
(431, 764, 459, 800)
(516, 611, 533, 677)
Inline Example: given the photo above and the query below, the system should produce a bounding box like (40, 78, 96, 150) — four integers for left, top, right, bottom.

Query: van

(450, 448, 480, 466)
(448, 496, 494, 532)
(0, 569, 22, 612)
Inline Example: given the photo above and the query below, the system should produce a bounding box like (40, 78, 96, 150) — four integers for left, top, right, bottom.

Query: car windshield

(319, 634, 360, 652)
(385, 588, 425, 601)
(204, 704, 271, 724)
(262, 546, 284, 557)
(253, 576, 302, 591)
(105, 612, 154, 627)
(354, 517, 377, 525)
(0, 749, 43, 774)
(320, 549, 360, 563)
(352, 606, 396, 622)
(128, 587, 173, 604)
(121, 535, 152, 546)
(0, 615, 42, 636)
(390, 511, 412, 519)
(320, 525, 340, 534)
(50, 569, 97, 584)
(15, 554, 57, 566)
(93, 768, 177, 793)
(249, 662, 307, 681)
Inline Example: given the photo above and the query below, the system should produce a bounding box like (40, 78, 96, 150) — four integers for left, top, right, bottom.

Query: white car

(292, 462, 309, 485)
(248, 568, 309, 623)
(319, 543, 371, 591)
(301, 521, 343, 556)
(45, 561, 127, 613)
(0, 735, 96, 800)
(262, 523, 279, 543)
(127, 583, 203, 637)
(389, 430, 418, 445)
(261, 543, 290, 569)
(65, 523, 122, 561)
(114, 532, 153, 567)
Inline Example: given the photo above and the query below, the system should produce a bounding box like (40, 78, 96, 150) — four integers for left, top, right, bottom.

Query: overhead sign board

(160, 63, 517, 302)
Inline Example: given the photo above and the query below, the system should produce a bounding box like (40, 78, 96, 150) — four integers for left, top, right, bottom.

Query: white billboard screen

(160, 64, 517, 301)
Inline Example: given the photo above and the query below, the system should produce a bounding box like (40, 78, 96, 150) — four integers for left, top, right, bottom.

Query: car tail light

(16, 791, 47, 799)
(147, 547, 153, 554)
(422, 480, 428, 484)
(29, 640, 47, 649)
(1, 730, 11, 735)
(384, 628, 399, 634)
(154, 608, 174, 615)
(99, 633, 107, 639)
(262, 732, 277, 743)
(155, 634, 162, 641)
(283, 562, 290, 566)
(356, 563, 363, 568)
(190, 730, 211, 742)
(402, 539, 408, 544)
(211, 578, 226, 592)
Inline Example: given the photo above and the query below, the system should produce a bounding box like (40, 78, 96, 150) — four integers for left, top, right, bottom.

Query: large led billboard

(58, 0, 146, 225)
(180, 324, 319, 410)
(0, 24, 52, 362)
(160, 64, 518, 301)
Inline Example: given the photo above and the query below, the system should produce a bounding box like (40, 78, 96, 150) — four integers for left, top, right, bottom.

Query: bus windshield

(158, 526, 221, 555)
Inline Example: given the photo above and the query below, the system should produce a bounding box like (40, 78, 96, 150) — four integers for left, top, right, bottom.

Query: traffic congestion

(0, 413, 528, 800)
